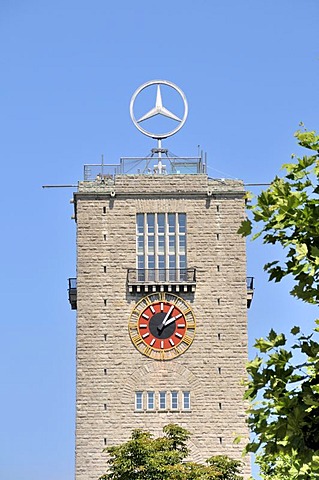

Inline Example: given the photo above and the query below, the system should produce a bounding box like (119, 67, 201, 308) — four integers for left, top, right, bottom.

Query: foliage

(238, 128, 319, 304)
(99, 424, 243, 480)
(245, 324, 319, 479)
(239, 128, 319, 478)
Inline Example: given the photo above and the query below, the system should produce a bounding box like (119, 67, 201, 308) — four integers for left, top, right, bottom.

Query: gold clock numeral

(165, 293, 176, 304)
(132, 334, 143, 346)
(187, 322, 196, 329)
(183, 308, 191, 315)
(174, 344, 184, 355)
(159, 350, 165, 360)
(183, 335, 193, 346)
(147, 293, 158, 303)
(159, 291, 166, 301)
(144, 345, 153, 357)
(129, 322, 138, 329)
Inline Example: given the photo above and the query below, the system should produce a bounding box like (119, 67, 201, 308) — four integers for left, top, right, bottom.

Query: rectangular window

(183, 391, 191, 410)
(136, 213, 187, 282)
(135, 392, 143, 411)
(171, 391, 178, 410)
(147, 391, 155, 410)
(159, 391, 166, 410)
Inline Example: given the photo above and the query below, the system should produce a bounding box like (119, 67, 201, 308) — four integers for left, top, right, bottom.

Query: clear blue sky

(0, 1, 318, 479)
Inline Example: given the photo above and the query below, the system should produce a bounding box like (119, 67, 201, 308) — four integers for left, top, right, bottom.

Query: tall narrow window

(159, 391, 166, 410)
(135, 392, 143, 411)
(147, 391, 155, 410)
(171, 391, 178, 410)
(183, 391, 191, 410)
(136, 213, 187, 282)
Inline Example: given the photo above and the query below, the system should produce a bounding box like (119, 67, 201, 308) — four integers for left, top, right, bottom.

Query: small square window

(135, 392, 143, 411)
(147, 391, 155, 410)
(159, 391, 166, 410)
(183, 391, 191, 410)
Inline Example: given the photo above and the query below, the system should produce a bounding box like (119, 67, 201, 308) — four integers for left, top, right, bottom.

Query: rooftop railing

(83, 151, 207, 181)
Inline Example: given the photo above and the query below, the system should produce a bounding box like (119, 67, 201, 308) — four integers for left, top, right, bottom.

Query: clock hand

(157, 304, 174, 333)
(162, 315, 177, 327)
(161, 312, 183, 328)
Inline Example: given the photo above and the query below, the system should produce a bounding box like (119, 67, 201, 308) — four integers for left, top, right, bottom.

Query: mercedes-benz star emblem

(130, 80, 188, 140)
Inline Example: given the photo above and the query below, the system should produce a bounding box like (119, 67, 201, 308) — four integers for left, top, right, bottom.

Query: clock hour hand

(157, 304, 174, 333)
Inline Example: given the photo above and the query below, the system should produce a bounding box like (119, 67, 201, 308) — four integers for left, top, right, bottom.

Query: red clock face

(129, 292, 196, 360)
(138, 301, 186, 350)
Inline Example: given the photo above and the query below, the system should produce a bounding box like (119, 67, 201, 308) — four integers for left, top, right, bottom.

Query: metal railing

(83, 164, 121, 181)
(68, 278, 77, 310)
(68, 275, 253, 307)
(119, 156, 206, 175)
(127, 268, 197, 284)
(83, 153, 206, 181)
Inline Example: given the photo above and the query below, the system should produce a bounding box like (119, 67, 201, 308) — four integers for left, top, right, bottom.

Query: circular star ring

(129, 79, 188, 140)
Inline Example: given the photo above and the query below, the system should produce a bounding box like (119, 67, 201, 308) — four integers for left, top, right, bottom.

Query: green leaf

(291, 326, 301, 335)
(237, 218, 252, 236)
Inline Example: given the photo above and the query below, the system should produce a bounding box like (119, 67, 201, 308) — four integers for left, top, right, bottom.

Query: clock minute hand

(157, 305, 174, 333)
(162, 315, 177, 327)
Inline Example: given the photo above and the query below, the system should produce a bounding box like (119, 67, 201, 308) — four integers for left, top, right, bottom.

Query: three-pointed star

(137, 85, 182, 123)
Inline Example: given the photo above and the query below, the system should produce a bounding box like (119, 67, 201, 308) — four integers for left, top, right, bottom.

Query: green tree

(245, 324, 319, 479)
(99, 424, 243, 480)
(239, 128, 319, 305)
(239, 128, 319, 478)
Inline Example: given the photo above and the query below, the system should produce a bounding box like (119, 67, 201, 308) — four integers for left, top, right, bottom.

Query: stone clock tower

(69, 80, 253, 479)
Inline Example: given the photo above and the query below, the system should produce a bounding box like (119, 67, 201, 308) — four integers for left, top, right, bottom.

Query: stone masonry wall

(74, 174, 251, 479)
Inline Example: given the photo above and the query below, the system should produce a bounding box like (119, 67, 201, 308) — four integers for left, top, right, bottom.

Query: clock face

(129, 292, 196, 360)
